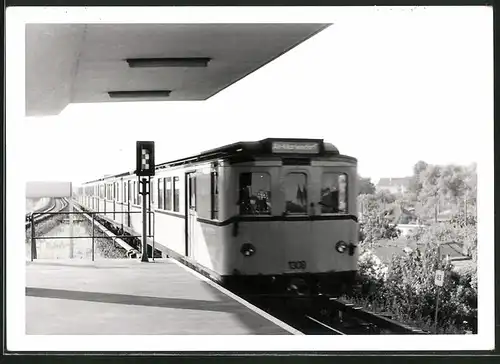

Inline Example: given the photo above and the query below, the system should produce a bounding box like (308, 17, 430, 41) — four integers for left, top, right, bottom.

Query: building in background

(376, 177, 412, 195)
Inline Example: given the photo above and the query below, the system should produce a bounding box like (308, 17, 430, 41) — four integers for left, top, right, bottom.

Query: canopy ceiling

(26, 23, 329, 116)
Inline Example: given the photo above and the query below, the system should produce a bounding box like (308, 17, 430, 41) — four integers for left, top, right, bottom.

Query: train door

(185, 172, 196, 258)
(281, 169, 312, 274)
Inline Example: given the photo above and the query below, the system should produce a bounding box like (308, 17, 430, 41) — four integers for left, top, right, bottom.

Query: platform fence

(26, 210, 156, 261)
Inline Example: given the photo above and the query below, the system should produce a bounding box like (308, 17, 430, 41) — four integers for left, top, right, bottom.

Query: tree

(375, 189, 397, 205)
(408, 160, 429, 195)
(358, 176, 376, 195)
(417, 164, 442, 223)
(462, 163, 477, 216)
(358, 193, 401, 245)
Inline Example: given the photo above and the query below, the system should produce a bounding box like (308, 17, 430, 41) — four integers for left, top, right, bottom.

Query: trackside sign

(271, 142, 320, 154)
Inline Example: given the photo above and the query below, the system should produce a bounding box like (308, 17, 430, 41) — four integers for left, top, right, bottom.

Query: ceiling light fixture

(126, 57, 211, 68)
(107, 90, 172, 99)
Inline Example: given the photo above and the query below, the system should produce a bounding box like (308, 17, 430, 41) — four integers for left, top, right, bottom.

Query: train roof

(82, 138, 356, 184)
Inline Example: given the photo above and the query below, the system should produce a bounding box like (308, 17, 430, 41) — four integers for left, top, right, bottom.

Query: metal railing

(27, 210, 155, 262)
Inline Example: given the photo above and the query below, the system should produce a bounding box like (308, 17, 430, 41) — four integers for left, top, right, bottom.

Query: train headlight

(336, 241, 348, 254)
(240, 243, 256, 257)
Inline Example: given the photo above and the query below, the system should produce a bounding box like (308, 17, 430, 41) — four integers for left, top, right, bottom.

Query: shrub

(350, 241, 477, 334)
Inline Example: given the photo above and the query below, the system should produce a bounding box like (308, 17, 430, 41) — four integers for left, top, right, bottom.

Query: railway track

(25, 198, 69, 228)
(239, 293, 429, 335)
(303, 314, 346, 335)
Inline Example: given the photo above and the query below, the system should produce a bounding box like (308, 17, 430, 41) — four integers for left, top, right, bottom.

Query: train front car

(224, 138, 359, 296)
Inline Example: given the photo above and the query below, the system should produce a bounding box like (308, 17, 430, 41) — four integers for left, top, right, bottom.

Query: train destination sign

(271, 141, 320, 154)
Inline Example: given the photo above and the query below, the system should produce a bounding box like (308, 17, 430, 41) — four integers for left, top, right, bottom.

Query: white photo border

(6, 6, 495, 352)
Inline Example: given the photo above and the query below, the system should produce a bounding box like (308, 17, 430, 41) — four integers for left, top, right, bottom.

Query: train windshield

(321, 173, 348, 214)
(283, 173, 308, 214)
(239, 173, 271, 215)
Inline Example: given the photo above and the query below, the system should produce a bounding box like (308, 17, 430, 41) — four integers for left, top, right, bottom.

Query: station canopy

(26, 23, 329, 117)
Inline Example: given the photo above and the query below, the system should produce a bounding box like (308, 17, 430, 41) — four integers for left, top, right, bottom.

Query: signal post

(135, 141, 155, 263)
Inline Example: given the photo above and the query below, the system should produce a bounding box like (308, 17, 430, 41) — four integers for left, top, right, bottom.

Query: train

(75, 138, 359, 295)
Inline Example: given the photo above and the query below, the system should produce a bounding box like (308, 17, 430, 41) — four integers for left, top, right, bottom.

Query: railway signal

(136, 141, 155, 177)
(136, 141, 155, 262)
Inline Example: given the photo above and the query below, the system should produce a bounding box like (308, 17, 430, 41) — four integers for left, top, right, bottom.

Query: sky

(22, 6, 493, 185)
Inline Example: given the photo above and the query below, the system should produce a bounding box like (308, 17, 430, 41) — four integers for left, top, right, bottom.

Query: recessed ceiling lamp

(107, 90, 172, 99)
(125, 57, 211, 68)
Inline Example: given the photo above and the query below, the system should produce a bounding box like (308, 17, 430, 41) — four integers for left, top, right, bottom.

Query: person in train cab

(320, 186, 339, 213)
(263, 191, 272, 212)
(256, 189, 271, 213)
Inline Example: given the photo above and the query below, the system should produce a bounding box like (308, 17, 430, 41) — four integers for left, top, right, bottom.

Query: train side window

(283, 173, 308, 214)
(321, 173, 348, 214)
(173, 176, 180, 212)
(158, 178, 164, 209)
(138, 181, 142, 205)
(211, 171, 219, 220)
(123, 181, 127, 203)
(188, 175, 196, 210)
(133, 181, 137, 204)
(137, 181, 140, 205)
(116, 182, 120, 202)
(127, 181, 131, 203)
(165, 177, 172, 210)
(150, 180, 154, 205)
(239, 172, 271, 215)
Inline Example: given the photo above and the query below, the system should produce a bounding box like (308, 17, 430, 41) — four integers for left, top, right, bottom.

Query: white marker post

(434, 268, 445, 334)
(69, 183, 74, 259)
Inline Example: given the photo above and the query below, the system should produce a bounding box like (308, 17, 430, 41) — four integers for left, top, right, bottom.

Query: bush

(350, 242, 477, 334)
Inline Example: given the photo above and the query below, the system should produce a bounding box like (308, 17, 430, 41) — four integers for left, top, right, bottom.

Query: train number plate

(288, 260, 307, 270)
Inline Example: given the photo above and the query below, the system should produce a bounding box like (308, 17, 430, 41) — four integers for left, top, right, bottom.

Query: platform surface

(25, 258, 298, 335)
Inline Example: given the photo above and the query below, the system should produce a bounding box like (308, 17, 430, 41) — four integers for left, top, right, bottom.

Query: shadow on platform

(27, 287, 237, 313)
(26, 261, 130, 269)
(25, 286, 288, 334)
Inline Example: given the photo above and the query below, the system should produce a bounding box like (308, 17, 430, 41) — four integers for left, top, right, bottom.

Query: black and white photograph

(5, 6, 494, 352)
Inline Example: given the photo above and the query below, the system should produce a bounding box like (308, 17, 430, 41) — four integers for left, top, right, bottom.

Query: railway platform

(26, 258, 301, 335)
